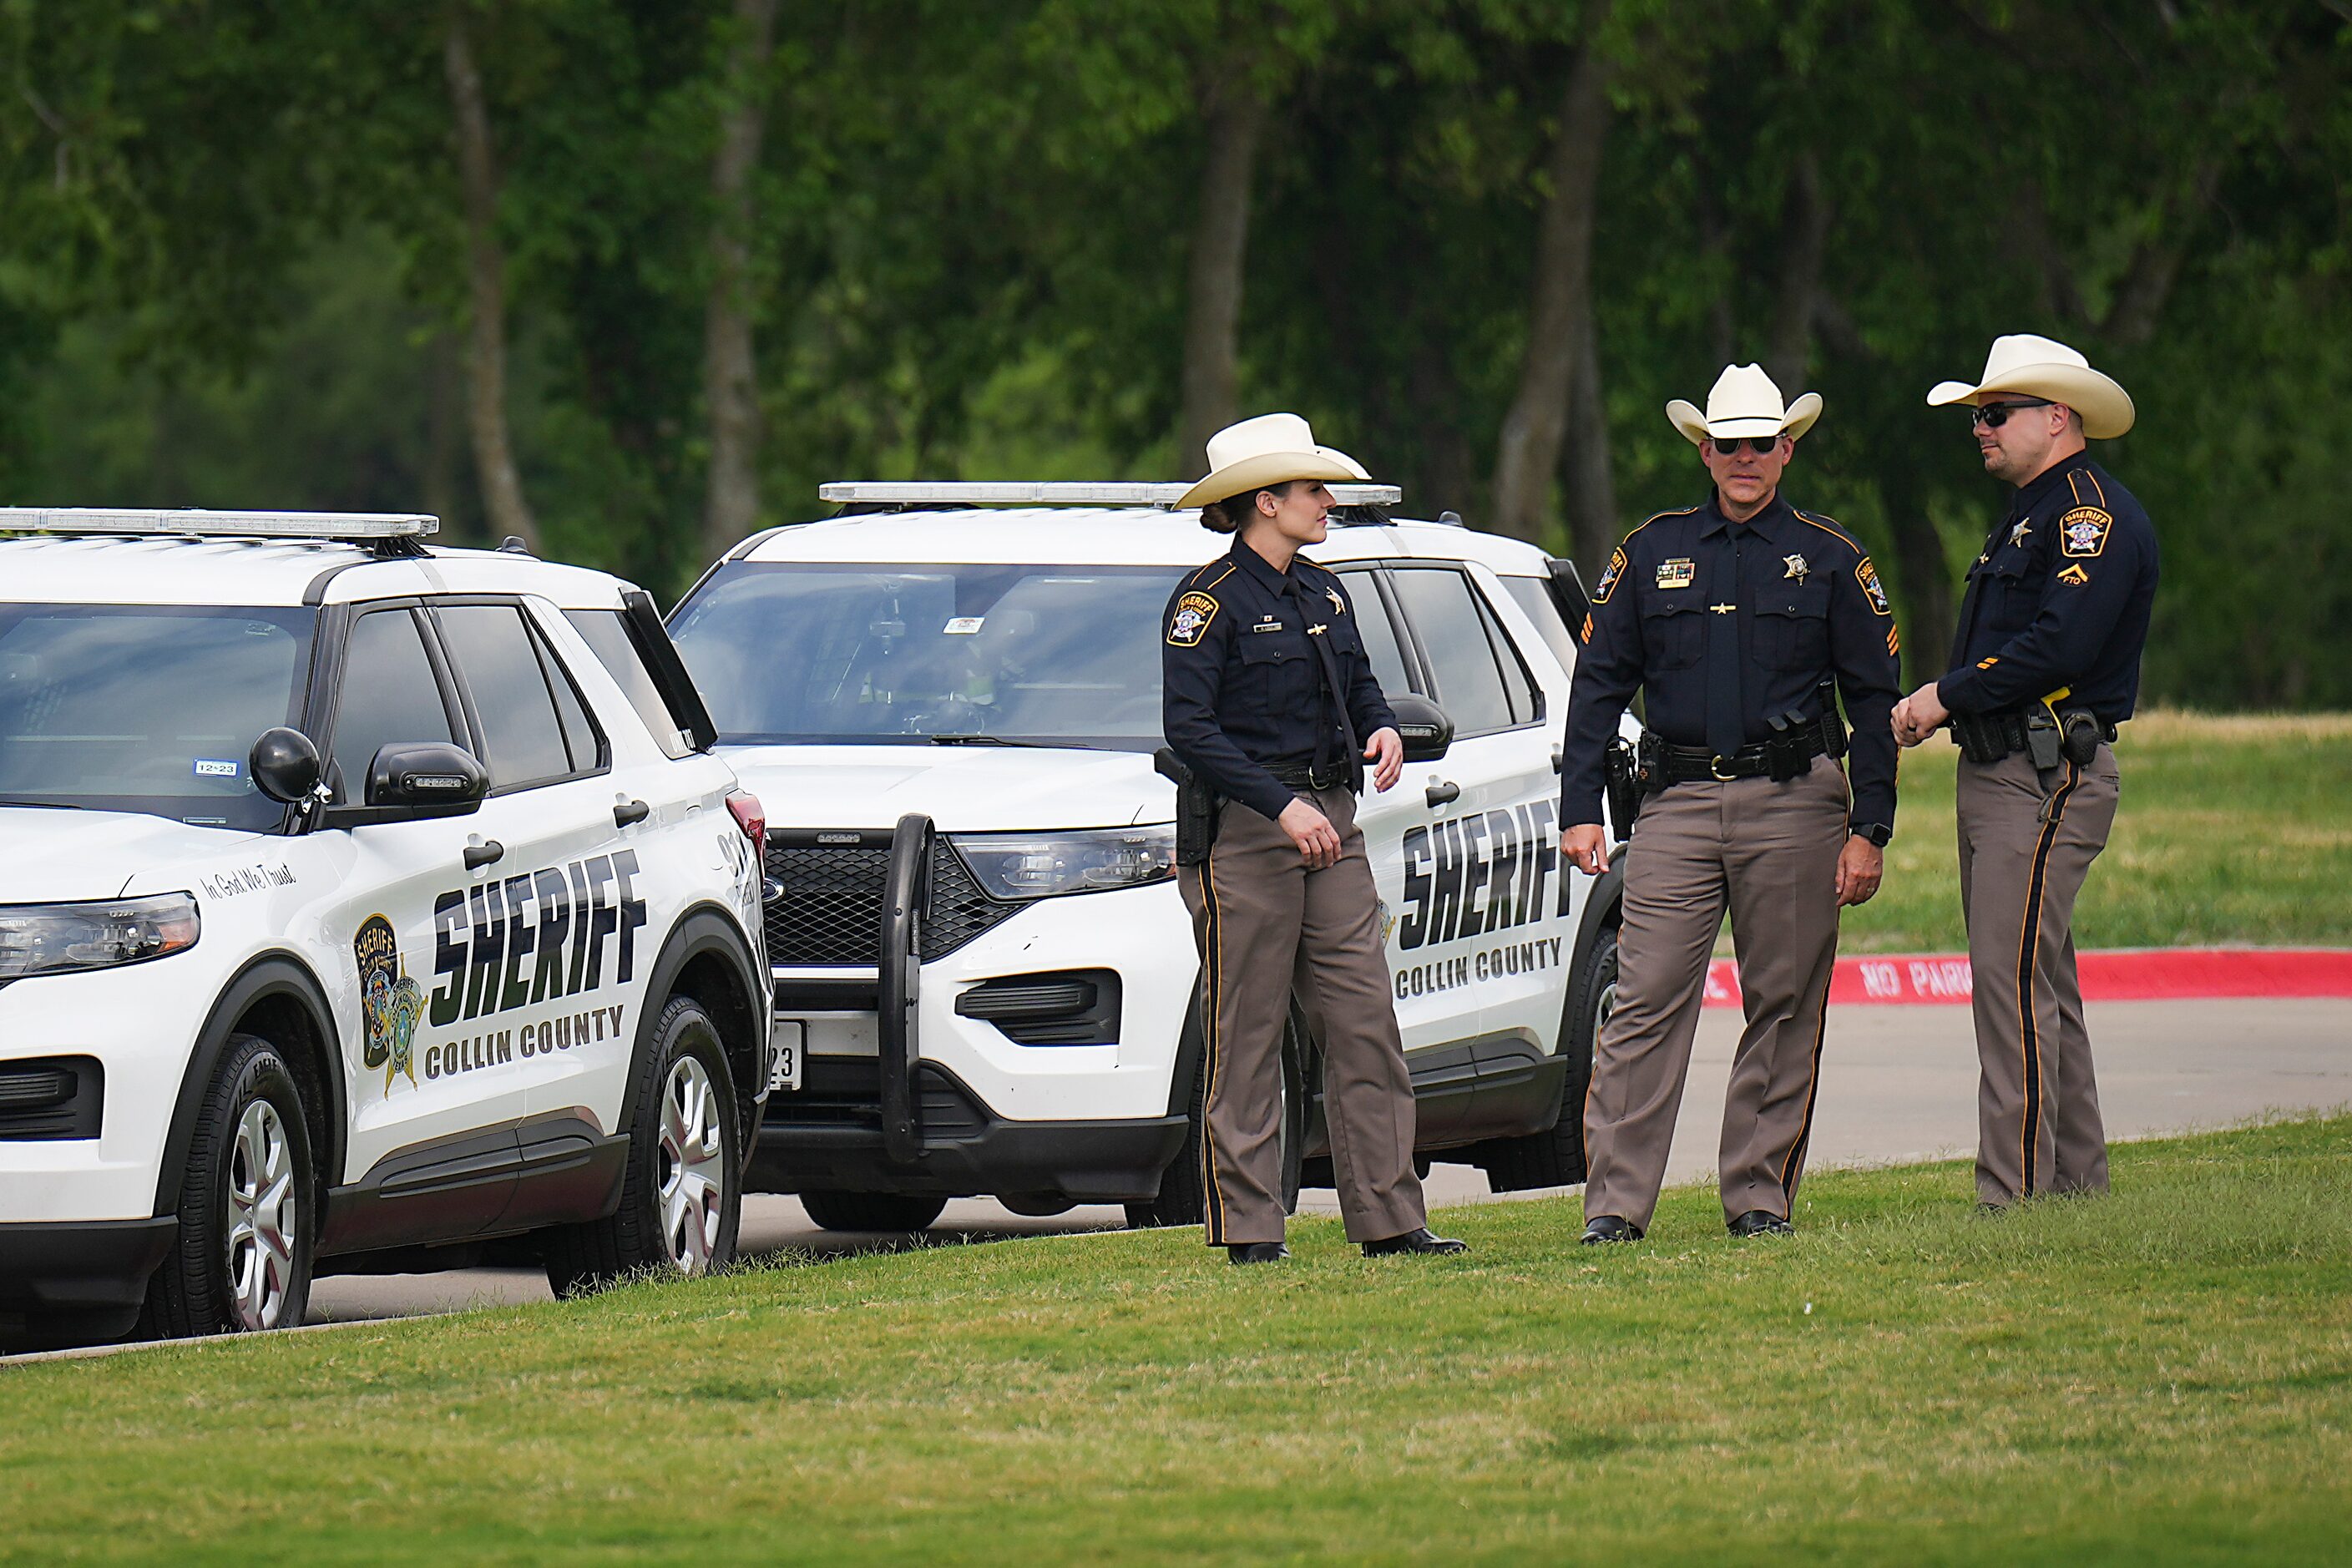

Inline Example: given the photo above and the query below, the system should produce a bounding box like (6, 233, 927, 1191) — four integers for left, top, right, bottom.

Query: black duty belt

(1656, 730, 1835, 786)
(1269, 761, 1349, 790)
(1950, 706, 2117, 767)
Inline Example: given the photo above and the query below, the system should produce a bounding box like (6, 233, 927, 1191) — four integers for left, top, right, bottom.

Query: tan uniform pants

(1583, 756, 1850, 1232)
(1955, 746, 2121, 1206)
(1177, 785, 1427, 1246)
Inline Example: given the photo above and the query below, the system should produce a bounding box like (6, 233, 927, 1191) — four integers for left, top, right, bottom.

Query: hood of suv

(719, 744, 1175, 832)
(0, 807, 265, 904)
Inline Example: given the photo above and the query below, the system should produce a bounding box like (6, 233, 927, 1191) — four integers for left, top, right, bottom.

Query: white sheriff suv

(0, 510, 771, 1351)
(667, 482, 1626, 1233)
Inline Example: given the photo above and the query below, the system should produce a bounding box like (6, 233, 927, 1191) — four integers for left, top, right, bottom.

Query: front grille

(763, 833, 1023, 966)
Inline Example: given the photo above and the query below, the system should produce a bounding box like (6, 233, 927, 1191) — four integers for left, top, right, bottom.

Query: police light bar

(0, 508, 439, 540)
(817, 482, 1404, 508)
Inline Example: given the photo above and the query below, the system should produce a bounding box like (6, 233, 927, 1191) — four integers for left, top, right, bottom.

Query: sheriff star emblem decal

(1782, 554, 1809, 584)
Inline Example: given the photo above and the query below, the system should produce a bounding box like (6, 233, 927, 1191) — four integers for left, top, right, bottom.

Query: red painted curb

(1699, 948, 2352, 1008)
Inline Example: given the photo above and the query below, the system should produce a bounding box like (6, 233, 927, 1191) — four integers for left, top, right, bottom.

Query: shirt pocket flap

(1754, 584, 1832, 620)
(1237, 637, 1295, 666)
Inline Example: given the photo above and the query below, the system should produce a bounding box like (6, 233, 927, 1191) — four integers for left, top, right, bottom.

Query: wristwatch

(1851, 822, 1893, 847)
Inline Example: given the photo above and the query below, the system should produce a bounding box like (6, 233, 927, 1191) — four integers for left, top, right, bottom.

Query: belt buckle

(1710, 754, 1737, 781)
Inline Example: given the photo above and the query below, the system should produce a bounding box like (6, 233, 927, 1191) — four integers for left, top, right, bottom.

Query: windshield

(670, 562, 1188, 747)
(0, 604, 314, 832)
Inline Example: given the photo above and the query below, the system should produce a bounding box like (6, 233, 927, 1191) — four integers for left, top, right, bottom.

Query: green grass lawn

(1833, 709, 2352, 953)
(6, 1116, 2349, 1564)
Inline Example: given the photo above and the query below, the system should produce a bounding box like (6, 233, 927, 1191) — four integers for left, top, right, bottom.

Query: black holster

(1155, 747, 1222, 867)
(1603, 736, 1645, 835)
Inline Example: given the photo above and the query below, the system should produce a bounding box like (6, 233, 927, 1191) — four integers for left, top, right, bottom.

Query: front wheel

(139, 1033, 316, 1339)
(1480, 924, 1613, 1191)
(544, 996, 742, 1296)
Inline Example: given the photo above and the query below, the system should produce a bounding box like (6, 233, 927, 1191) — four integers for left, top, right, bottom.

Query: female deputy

(1161, 413, 1465, 1264)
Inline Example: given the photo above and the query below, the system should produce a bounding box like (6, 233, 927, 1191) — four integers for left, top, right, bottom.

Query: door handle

(1425, 781, 1461, 809)
(1551, 746, 1564, 775)
(614, 797, 650, 827)
(463, 839, 504, 871)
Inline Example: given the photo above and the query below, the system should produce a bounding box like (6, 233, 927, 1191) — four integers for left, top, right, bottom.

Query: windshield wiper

(929, 734, 1096, 750)
(0, 797, 89, 811)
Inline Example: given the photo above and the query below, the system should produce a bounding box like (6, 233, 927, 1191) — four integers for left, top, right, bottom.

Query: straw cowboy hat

(1926, 332, 2135, 439)
(1666, 363, 1823, 448)
(1178, 412, 1371, 511)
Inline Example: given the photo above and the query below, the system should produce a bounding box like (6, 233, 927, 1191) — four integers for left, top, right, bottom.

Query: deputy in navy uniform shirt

(1894, 334, 2160, 1212)
(1559, 364, 1902, 1248)
(1161, 413, 1462, 1266)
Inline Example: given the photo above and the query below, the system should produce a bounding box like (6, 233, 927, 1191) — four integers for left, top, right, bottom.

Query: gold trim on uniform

(2059, 506, 2112, 559)
(1166, 590, 1221, 646)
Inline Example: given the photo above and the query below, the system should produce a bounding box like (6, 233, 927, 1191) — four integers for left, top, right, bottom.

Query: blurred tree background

(3, 0, 2346, 705)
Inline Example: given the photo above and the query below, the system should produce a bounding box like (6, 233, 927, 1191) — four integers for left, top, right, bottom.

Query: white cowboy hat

(1926, 332, 2135, 439)
(1666, 363, 1823, 448)
(1177, 412, 1372, 511)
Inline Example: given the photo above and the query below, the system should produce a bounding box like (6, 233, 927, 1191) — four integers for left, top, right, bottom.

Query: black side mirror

(1388, 694, 1454, 763)
(1546, 557, 1591, 627)
(366, 742, 489, 816)
(250, 727, 324, 804)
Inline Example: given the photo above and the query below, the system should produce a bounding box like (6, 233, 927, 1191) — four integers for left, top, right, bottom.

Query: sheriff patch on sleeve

(2060, 506, 2112, 558)
(1592, 547, 1627, 604)
(1166, 591, 1220, 646)
(1855, 557, 1893, 616)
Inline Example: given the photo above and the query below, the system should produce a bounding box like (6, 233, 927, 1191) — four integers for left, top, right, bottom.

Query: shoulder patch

(2056, 563, 2091, 587)
(1592, 546, 1627, 605)
(1166, 591, 1220, 646)
(2060, 506, 2112, 559)
(1855, 557, 1893, 616)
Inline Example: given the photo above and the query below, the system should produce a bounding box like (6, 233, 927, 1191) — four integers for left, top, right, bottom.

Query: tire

(138, 1033, 316, 1340)
(799, 1190, 948, 1232)
(1481, 924, 1614, 1191)
(544, 996, 743, 1296)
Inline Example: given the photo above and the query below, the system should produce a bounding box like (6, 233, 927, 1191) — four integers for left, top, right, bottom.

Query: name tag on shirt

(1252, 619, 1284, 633)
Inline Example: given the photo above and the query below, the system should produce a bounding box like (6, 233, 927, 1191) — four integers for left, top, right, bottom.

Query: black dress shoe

(1361, 1227, 1468, 1257)
(1579, 1216, 1644, 1246)
(1227, 1242, 1289, 1264)
(1727, 1210, 1793, 1237)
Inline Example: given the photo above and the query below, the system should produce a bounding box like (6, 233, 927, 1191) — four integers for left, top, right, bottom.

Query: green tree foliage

(2, 0, 2346, 702)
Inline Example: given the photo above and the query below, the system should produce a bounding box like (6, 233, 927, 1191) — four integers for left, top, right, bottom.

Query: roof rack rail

(817, 481, 1404, 509)
(0, 508, 439, 558)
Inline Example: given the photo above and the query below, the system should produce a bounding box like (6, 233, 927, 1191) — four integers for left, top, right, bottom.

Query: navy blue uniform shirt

(1560, 492, 1903, 836)
(1161, 539, 1398, 823)
(1937, 451, 2157, 724)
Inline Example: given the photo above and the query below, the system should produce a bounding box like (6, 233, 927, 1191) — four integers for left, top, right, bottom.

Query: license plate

(768, 1019, 806, 1093)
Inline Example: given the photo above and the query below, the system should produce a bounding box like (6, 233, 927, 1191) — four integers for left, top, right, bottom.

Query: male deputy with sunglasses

(1891, 334, 2158, 1212)
(1559, 364, 1902, 1246)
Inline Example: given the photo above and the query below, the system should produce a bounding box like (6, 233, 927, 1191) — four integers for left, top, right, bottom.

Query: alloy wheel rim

(658, 1055, 728, 1273)
(225, 1099, 298, 1331)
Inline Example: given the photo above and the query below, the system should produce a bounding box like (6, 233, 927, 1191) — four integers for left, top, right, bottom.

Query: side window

(1334, 569, 1414, 698)
(1471, 584, 1545, 724)
(565, 609, 695, 759)
(1388, 569, 1520, 736)
(1501, 575, 1580, 679)
(433, 604, 581, 790)
(329, 609, 455, 802)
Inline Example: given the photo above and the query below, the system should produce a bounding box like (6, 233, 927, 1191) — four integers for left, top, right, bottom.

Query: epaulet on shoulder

(1791, 508, 1862, 553)
(1626, 505, 1698, 544)
(1182, 559, 1236, 592)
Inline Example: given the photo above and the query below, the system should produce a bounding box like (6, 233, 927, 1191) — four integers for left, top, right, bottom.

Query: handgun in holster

(1154, 747, 1223, 867)
(1603, 736, 1645, 837)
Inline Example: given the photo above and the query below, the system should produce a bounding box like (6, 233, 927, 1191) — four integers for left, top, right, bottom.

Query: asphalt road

(306, 997, 2352, 1323)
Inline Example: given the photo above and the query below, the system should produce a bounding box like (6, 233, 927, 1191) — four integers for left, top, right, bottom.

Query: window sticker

(942, 616, 985, 635)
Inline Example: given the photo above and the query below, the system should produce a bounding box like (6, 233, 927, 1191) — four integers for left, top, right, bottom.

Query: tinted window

(1501, 575, 1580, 678)
(1388, 569, 1518, 736)
(1473, 586, 1544, 724)
(0, 604, 312, 831)
(434, 604, 574, 788)
(331, 609, 454, 802)
(566, 609, 694, 758)
(1334, 569, 1414, 697)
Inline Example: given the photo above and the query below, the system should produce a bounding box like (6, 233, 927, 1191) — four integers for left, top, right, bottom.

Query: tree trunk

(1176, 77, 1268, 478)
(444, 4, 539, 552)
(701, 0, 780, 564)
(1766, 151, 1831, 392)
(1562, 291, 1616, 572)
(1878, 450, 1956, 675)
(422, 326, 463, 539)
(1490, 10, 1614, 545)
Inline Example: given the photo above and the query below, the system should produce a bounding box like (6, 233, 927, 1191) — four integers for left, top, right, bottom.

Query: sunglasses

(1709, 435, 1783, 457)
(1970, 398, 2054, 428)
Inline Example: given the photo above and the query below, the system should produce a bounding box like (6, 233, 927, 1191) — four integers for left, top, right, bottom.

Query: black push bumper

(748, 1061, 1186, 1204)
(0, 1216, 175, 1329)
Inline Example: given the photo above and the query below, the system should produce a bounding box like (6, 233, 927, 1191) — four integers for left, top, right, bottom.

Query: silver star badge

(1782, 554, 1810, 584)
(2010, 519, 2033, 548)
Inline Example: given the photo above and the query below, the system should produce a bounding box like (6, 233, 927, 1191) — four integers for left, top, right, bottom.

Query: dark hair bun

(1198, 497, 1241, 534)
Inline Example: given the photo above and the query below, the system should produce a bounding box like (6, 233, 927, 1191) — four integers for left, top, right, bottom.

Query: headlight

(950, 827, 1177, 901)
(0, 893, 201, 981)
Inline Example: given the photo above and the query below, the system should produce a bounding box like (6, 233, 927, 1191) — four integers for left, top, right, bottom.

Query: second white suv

(0, 510, 771, 1351)
(668, 483, 1626, 1232)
